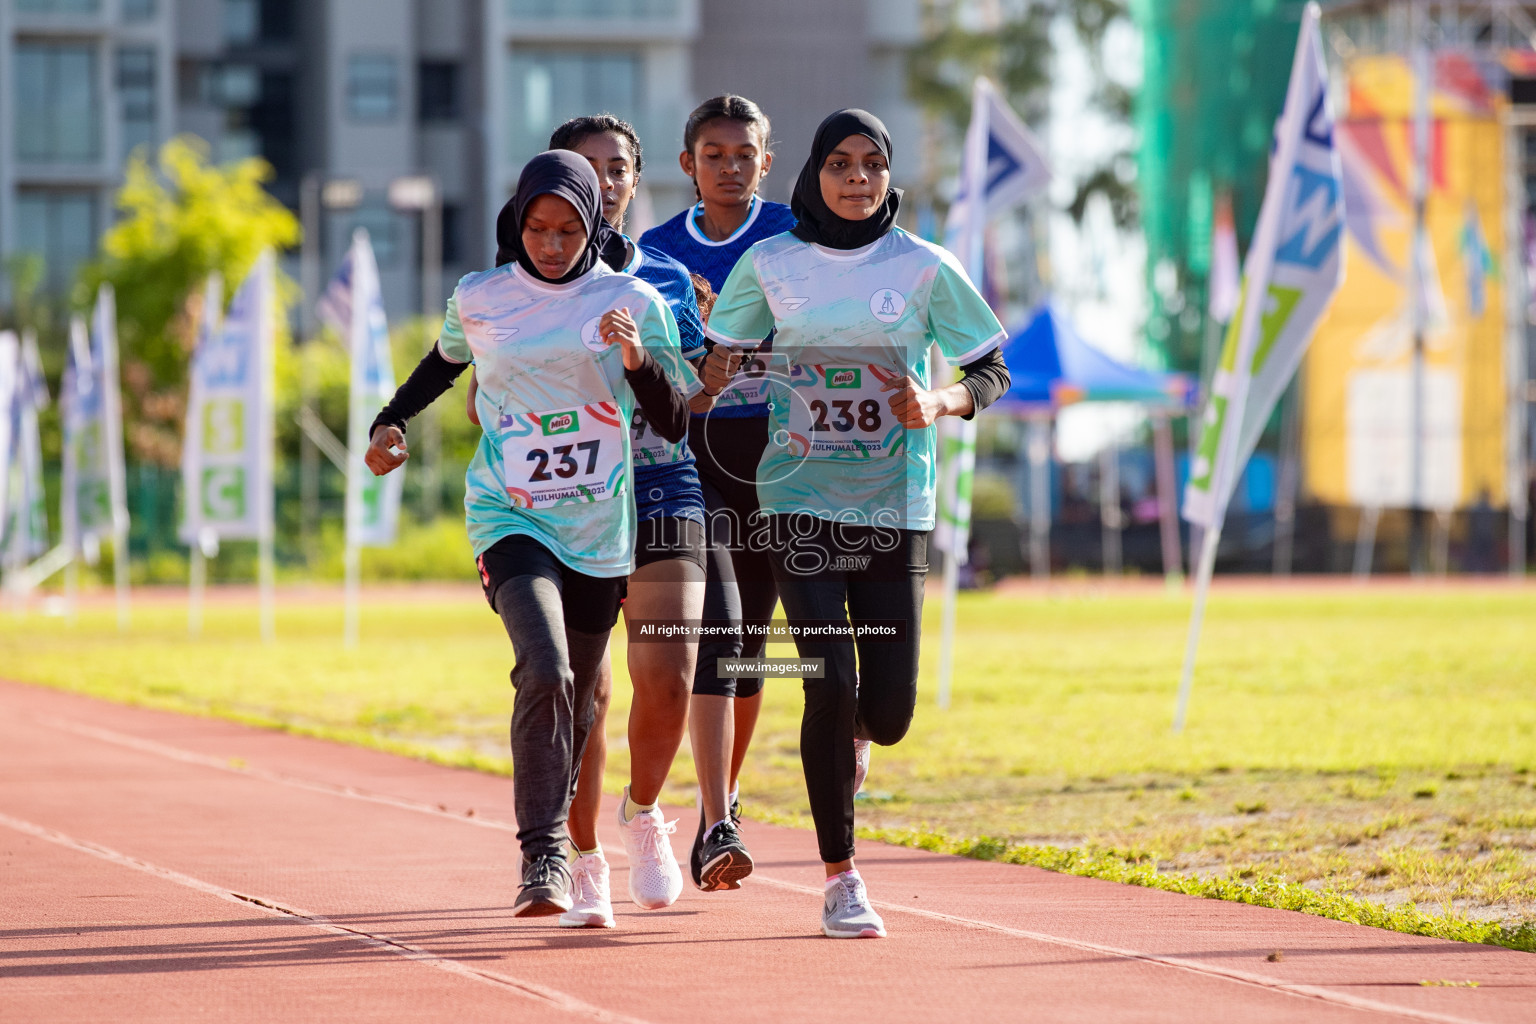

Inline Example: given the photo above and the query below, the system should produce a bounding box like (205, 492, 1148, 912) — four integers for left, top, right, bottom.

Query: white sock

(824, 869, 861, 890)
(707, 817, 731, 836)
(727, 785, 739, 805)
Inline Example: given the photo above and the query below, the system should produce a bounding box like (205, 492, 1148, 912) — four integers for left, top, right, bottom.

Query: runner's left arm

(699, 252, 775, 394)
(618, 297, 697, 444)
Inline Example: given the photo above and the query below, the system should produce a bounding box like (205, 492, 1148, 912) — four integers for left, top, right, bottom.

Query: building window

(15, 0, 101, 12)
(348, 55, 399, 121)
(418, 61, 460, 122)
(506, 49, 640, 164)
(14, 43, 100, 163)
(15, 191, 97, 294)
(122, 0, 156, 20)
(118, 48, 156, 160)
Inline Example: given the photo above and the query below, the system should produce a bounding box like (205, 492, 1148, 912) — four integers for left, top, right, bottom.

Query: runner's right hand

(701, 345, 744, 394)
(365, 425, 408, 475)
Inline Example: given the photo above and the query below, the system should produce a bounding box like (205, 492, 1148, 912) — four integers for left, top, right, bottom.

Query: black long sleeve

(625, 352, 690, 444)
(370, 344, 468, 440)
(957, 347, 1011, 420)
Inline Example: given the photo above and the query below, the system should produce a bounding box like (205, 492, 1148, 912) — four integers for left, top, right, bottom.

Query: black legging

(689, 414, 778, 698)
(765, 514, 928, 863)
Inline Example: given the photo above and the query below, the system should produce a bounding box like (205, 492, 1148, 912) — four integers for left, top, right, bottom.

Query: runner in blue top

(704, 109, 1012, 939)
(365, 151, 698, 921)
(639, 95, 796, 891)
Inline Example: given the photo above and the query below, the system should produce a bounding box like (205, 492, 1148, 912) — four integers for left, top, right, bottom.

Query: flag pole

(257, 252, 276, 644)
(1172, 526, 1221, 733)
(97, 285, 131, 632)
(189, 536, 206, 637)
(185, 274, 216, 639)
(343, 232, 363, 649)
(344, 521, 360, 648)
(937, 550, 959, 711)
(1174, 3, 1320, 733)
(937, 77, 993, 710)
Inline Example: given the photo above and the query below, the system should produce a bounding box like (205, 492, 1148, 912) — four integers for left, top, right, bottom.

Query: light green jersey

(705, 227, 1005, 531)
(439, 261, 694, 576)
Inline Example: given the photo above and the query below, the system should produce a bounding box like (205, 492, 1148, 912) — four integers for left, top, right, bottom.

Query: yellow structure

(1304, 54, 1507, 510)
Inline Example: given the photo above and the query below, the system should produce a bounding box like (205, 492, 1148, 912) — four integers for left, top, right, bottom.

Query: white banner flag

(1182, 4, 1344, 530)
(62, 304, 124, 556)
(94, 286, 130, 546)
(342, 230, 403, 547)
(934, 418, 977, 560)
(4, 331, 51, 565)
(181, 251, 276, 545)
(934, 78, 1046, 562)
(944, 78, 1052, 248)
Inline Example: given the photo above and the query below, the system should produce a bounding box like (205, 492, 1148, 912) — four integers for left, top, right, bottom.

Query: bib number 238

(500, 403, 626, 508)
(786, 365, 902, 458)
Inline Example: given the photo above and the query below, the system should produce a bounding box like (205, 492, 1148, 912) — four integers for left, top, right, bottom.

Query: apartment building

(0, 0, 921, 318)
(0, 0, 176, 293)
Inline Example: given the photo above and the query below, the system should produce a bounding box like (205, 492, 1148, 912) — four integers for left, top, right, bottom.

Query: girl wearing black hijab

(365, 150, 700, 919)
(702, 109, 1011, 938)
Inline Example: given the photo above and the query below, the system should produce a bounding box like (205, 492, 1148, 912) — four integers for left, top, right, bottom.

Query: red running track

(1, 679, 1531, 1023)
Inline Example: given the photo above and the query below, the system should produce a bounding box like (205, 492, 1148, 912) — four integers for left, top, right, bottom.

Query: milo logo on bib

(541, 411, 579, 436)
(827, 368, 861, 389)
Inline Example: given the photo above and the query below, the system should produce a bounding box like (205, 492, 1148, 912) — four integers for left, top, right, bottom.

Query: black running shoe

(514, 854, 573, 917)
(696, 819, 753, 891)
(690, 807, 708, 888)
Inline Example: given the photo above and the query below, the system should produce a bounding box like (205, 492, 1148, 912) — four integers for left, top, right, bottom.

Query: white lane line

(36, 715, 519, 834)
(32, 715, 1492, 1024)
(0, 811, 654, 1024)
(747, 872, 1487, 1024)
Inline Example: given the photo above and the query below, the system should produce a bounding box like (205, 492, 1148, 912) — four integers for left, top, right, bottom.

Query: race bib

(630, 408, 683, 467)
(499, 403, 626, 508)
(784, 364, 904, 459)
(713, 335, 775, 409)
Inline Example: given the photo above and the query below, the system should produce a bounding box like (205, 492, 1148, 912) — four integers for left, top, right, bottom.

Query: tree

(79, 137, 301, 467)
(906, 0, 1136, 228)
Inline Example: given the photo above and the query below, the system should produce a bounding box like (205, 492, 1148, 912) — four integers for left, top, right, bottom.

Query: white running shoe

(615, 787, 683, 909)
(853, 738, 872, 795)
(559, 851, 615, 929)
(822, 870, 886, 938)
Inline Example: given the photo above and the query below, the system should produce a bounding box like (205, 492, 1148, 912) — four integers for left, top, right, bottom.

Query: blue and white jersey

(705, 227, 1006, 532)
(439, 261, 698, 576)
(640, 196, 796, 419)
(622, 239, 704, 477)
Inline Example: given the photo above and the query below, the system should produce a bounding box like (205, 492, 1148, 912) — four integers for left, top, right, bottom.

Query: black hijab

(790, 109, 903, 250)
(494, 150, 627, 282)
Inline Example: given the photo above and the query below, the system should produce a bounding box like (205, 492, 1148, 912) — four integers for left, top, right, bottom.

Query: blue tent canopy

(991, 306, 1193, 413)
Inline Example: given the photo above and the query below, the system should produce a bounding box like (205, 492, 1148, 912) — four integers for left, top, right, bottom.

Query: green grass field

(3, 582, 1533, 949)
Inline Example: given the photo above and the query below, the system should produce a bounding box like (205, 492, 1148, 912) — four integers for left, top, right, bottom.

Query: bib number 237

(500, 403, 626, 508)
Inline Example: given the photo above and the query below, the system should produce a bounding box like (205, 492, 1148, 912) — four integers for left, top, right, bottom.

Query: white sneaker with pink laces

(615, 787, 683, 909)
(559, 851, 615, 928)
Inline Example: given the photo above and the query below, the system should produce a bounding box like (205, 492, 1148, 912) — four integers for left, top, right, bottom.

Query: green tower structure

(1132, 0, 1304, 372)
